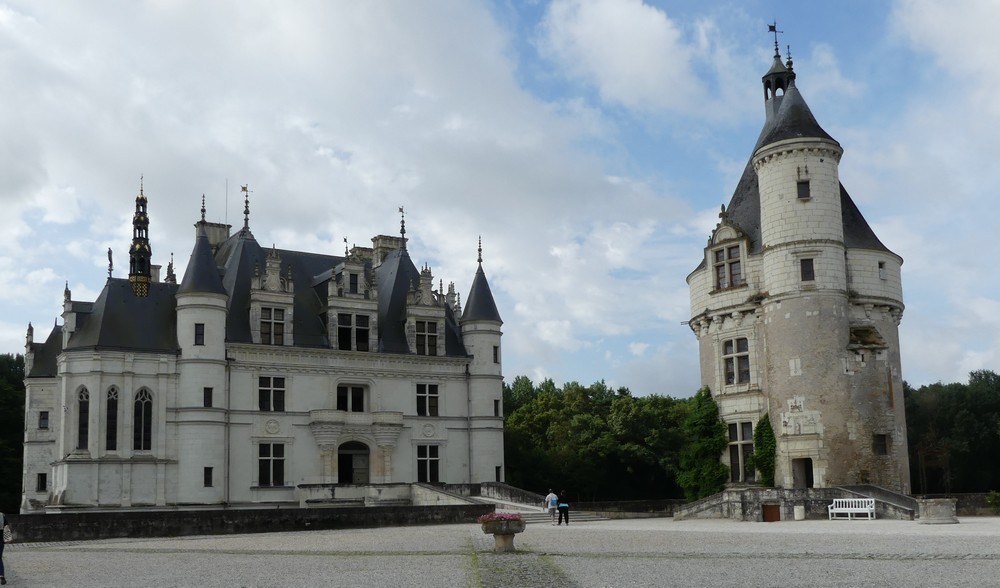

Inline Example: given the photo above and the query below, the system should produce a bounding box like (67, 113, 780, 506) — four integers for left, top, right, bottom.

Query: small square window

(36, 472, 47, 492)
(194, 323, 205, 346)
(873, 434, 889, 456)
(204, 466, 213, 487)
(797, 180, 810, 199)
(800, 258, 815, 282)
(39, 410, 49, 430)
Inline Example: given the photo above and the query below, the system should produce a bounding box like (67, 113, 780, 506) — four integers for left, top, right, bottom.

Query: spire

(762, 22, 795, 120)
(128, 178, 152, 297)
(462, 237, 502, 323)
(399, 206, 406, 250)
(239, 184, 254, 239)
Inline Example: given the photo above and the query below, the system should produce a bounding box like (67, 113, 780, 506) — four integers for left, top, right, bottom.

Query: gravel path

(3, 517, 999, 587)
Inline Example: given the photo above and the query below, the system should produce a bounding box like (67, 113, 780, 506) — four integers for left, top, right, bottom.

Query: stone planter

(917, 498, 958, 524)
(481, 519, 526, 552)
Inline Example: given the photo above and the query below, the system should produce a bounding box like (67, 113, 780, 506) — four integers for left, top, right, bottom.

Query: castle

(21, 189, 504, 512)
(687, 42, 910, 493)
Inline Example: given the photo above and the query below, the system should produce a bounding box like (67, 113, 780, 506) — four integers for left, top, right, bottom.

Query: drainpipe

(466, 363, 473, 485)
(225, 356, 233, 506)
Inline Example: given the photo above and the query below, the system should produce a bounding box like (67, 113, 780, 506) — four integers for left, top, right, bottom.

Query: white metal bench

(828, 498, 876, 520)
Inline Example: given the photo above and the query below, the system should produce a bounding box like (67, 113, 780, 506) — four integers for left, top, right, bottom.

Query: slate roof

(27, 324, 63, 377)
(178, 224, 227, 296)
(65, 279, 180, 353)
(462, 264, 502, 323)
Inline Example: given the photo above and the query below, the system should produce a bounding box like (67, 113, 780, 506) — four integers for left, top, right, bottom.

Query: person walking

(0, 510, 9, 585)
(557, 491, 570, 526)
(543, 489, 559, 525)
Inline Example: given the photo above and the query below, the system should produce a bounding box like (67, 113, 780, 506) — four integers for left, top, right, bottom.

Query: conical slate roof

(463, 264, 502, 323)
(178, 224, 227, 296)
(758, 84, 837, 149)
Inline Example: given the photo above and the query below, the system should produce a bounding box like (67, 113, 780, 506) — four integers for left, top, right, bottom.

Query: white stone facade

(22, 214, 504, 513)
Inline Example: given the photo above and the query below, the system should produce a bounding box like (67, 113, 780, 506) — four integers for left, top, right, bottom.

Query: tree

(750, 413, 776, 487)
(0, 354, 26, 513)
(676, 387, 728, 501)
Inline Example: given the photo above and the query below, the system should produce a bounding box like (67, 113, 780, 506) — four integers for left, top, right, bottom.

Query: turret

(128, 179, 152, 297)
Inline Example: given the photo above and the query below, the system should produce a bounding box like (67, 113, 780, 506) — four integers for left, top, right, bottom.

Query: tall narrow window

(260, 307, 285, 345)
(259, 376, 286, 412)
(337, 314, 370, 352)
(77, 388, 90, 450)
(415, 321, 438, 356)
(106, 387, 119, 451)
(38, 410, 49, 430)
(728, 421, 755, 483)
(796, 180, 811, 199)
(204, 466, 214, 487)
(800, 258, 815, 282)
(36, 473, 47, 492)
(878, 261, 887, 280)
(493, 346, 500, 364)
(494, 399, 500, 417)
(723, 338, 751, 385)
(258, 443, 285, 486)
(336, 385, 366, 412)
(349, 273, 359, 294)
(873, 434, 889, 456)
(194, 323, 205, 346)
(203, 387, 213, 408)
(713, 245, 743, 289)
(416, 384, 439, 417)
(133, 389, 153, 451)
(417, 445, 440, 483)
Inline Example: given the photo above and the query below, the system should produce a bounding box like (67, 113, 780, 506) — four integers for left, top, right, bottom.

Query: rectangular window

(797, 180, 811, 199)
(723, 338, 751, 385)
(259, 376, 286, 412)
(800, 258, 815, 282)
(36, 472, 47, 492)
(495, 465, 502, 482)
(204, 466, 213, 487)
(39, 410, 49, 430)
(349, 273, 359, 294)
(337, 313, 370, 352)
(415, 321, 438, 356)
(713, 245, 743, 289)
(106, 389, 118, 451)
(416, 384, 439, 417)
(494, 399, 500, 417)
(203, 387, 213, 408)
(258, 443, 285, 487)
(728, 421, 755, 483)
(194, 323, 205, 346)
(878, 261, 887, 280)
(873, 434, 889, 456)
(336, 385, 365, 412)
(78, 390, 90, 450)
(261, 307, 285, 345)
(417, 444, 440, 483)
(493, 346, 500, 364)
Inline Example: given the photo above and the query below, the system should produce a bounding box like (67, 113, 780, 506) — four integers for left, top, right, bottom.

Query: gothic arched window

(106, 387, 119, 451)
(77, 387, 90, 450)
(133, 389, 153, 451)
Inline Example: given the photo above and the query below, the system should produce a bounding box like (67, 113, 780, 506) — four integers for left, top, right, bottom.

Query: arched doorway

(338, 441, 370, 484)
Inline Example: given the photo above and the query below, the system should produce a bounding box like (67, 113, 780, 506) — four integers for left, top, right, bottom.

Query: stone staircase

(471, 495, 606, 524)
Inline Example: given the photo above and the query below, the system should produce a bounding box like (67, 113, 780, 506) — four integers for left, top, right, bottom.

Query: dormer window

(416, 320, 438, 356)
(337, 313, 370, 352)
(261, 307, 285, 345)
(713, 245, 743, 290)
(349, 273, 359, 294)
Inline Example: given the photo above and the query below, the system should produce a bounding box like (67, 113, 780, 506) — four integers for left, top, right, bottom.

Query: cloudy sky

(1, 0, 995, 396)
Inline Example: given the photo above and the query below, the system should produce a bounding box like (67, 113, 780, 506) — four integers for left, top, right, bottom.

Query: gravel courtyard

(3, 516, 998, 587)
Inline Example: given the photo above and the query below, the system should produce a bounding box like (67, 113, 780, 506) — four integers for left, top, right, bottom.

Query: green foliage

(503, 376, 686, 501)
(986, 491, 1000, 515)
(676, 387, 728, 501)
(906, 370, 1000, 493)
(749, 413, 776, 487)
(0, 353, 26, 513)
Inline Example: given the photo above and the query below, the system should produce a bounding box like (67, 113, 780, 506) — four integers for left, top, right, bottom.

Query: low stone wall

(674, 487, 915, 521)
(480, 482, 544, 506)
(918, 493, 994, 516)
(575, 499, 685, 518)
(8, 504, 493, 543)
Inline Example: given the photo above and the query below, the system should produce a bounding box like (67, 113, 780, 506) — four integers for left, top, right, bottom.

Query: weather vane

(768, 21, 783, 56)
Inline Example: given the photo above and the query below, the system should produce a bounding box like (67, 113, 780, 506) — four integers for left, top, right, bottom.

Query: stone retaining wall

(6, 504, 493, 543)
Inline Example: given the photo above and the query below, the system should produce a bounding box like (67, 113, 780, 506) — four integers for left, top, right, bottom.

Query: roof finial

(785, 44, 793, 70)
(241, 184, 251, 234)
(398, 206, 406, 248)
(344, 237, 349, 257)
(768, 21, 783, 58)
(108, 247, 113, 279)
(140, 174, 144, 197)
(201, 194, 206, 222)
(477, 236, 483, 264)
